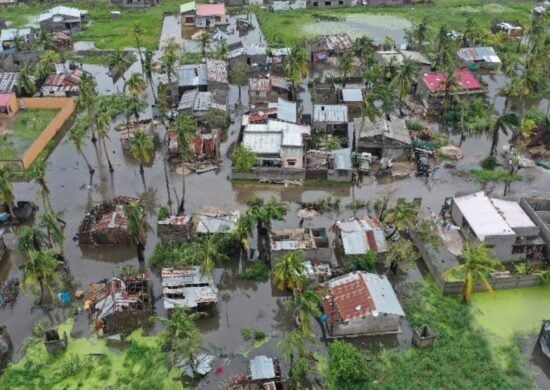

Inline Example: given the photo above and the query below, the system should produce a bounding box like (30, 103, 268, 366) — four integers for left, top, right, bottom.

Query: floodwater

(1, 12, 550, 387)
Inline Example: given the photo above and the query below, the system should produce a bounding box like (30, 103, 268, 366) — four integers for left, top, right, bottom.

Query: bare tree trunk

(78, 148, 95, 174)
(102, 138, 114, 173)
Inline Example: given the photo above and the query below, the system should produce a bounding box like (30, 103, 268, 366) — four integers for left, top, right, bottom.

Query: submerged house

(520, 198, 550, 260)
(40, 68, 83, 97)
(375, 49, 431, 74)
(249, 355, 283, 388)
(270, 227, 331, 262)
(322, 271, 405, 337)
(39, 6, 89, 33)
(248, 75, 291, 108)
(310, 34, 353, 63)
(77, 197, 138, 246)
(416, 69, 486, 108)
(85, 274, 153, 335)
(161, 267, 219, 310)
(334, 216, 388, 262)
(354, 115, 411, 160)
(241, 119, 311, 169)
(305, 148, 353, 182)
(451, 192, 544, 262)
(118, 119, 157, 151)
(457, 46, 501, 69)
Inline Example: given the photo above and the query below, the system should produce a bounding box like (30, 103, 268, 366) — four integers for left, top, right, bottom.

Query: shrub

(480, 155, 497, 170)
(346, 251, 377, 272)
(327, 340, 369, 388)
(406, 120, 427, 131)
(470, 169, 522, 184)
(233, 145, 257, 173)
(157, 206, 170, 221)
(241, 260, 269, 281)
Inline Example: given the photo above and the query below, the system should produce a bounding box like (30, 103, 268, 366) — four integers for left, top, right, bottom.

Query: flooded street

(1, 10, 549, 388)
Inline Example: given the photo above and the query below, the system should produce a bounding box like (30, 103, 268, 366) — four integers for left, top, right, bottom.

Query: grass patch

(0, 319, 183, 389)
(257, 0, 534, 46)
(240, 260, 270, 281)
(469, 168, 522, 184)
(0, 109, 58, 161)
(79, 53, 113, 66)
(180, 52, 203, 65)
(2, 0, 183, 50)
(364, 280, 533, 389)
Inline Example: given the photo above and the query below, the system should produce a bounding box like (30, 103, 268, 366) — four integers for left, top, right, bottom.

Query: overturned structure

(85, 274, 153, 335)
(78, 196, 138, 246)
(161, 266, 219, 310)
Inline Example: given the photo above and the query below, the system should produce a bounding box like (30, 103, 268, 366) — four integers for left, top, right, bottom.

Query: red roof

(0, 93, 14, 106)
(423, 69, 482, 93)
(196, 4, 225, 17)
(323, 273, 375, 326)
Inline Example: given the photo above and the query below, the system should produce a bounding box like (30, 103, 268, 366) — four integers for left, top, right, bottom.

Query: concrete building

(0, 93, 19, 118)
(180, 1, 197, 26)
(322, 271, 405, 337)
(334, 216, 388, 262)
(416, 69, 486, 109)
(270, 227, 331, 262)
(354, 114, 411, 160)
(310, 34, 353, 63)
(39, 6, 89, 33)
(451, 192, 544, 262)
(313, 104, 348, 134)
(111, 0, 159, 9)
(161, 267, 219, 310)
(242, 119, 311, 169)
(196, 3, 228, 28)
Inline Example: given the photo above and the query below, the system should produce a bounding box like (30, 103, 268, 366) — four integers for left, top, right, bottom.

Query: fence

(409, 229, 542, 295)
(19, 98, 75, 169)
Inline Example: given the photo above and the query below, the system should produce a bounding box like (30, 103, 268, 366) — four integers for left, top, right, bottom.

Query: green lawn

(0, 319, 183, 389)
(1, 0, 184, 50)
(257, 0, 534, 46)
(0, 109, 58, 161)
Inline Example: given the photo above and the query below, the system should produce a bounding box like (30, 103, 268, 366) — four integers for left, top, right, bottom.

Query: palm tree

(441, 68, 458, 116)
(0, 166, 17, 222)
(286, 42, 309, 101)
(129, 130, 155, 183)
(124, 201, 149, 262)
(384, 201, 419, 231)
(40, 211, 65, 252)
(338, 53, 353, 87)
(69, 116, 95, 175)
(95, 109, 114, 172)
(272, 251, 307, 291)
(390, 59, 417, 114)
(489, 113, 519, 157)
(156, 308, 203, 373)
(287, 283, 322, 337)
(16, 65, 37, 97)
(199, 32, 212, 58)
(161, 38, 180, 106)
(125, 73, 147, 104)
(443, 242, 503, 303)
(353, 36, 375, 68)
(499, 77, 529, 113)
(200, 234, 229, 275)
(215, 38, 228, 61)
(278, 329, 307, 369)
(233, 214, 254, 261)
(372, 84, 394, 120)
(382, 36, 395, 51)
(27, 160, 51, 210)
(37, 29, 54, 51)
(79, 72, 99, 142)
(18, 250, 63, 305)
(143, 49, 158, 104)
(246, 197, 288, 236)
(133, 23, 145, 72)
(17, 226, 46, 253)
(109, 49, 131, 83)
(405, 18, 429, 51)
(175, 113, 197, 162)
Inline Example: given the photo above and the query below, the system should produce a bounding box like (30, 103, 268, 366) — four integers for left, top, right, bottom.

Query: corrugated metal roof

(250, 356, 275, 380)
(355, 115, 411, 145)
(399, 50, 430, 65)
(0, 28, 32, 42)
(336, 217, 387, 254)
(39, 6, 87, 22)
(161, 266, 218, 309)
(0, 73, 19, 94)
(331, 148, 352, 170)
(361, 273, 405, 316)
(457, 47, 501, 64)
(491, 198, 536, 229)
(313, 104, 348, 123)
(178, 89, 198, 110)
(195, 210, 239, 234)
(206, 59, 228, 84)
(312, 34, 353, 52)
(249, 77, 271, 92)
(193, 91, 212, 112)
(341, 88, 363, 102)
(178, 64, 207, 87)
(277, 98, 296, 123)
(242, 132, 281, 154)
(180, 1, 196, 14)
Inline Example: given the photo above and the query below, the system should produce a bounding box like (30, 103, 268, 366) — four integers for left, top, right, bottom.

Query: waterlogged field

(472, 285, 550, 341)
(301, 14, 412, 44)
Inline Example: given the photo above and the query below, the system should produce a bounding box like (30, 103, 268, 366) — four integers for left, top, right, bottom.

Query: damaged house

(457, 46, 501, 69)
(85, 274, 153, 335)
(39, 6, 89, 33)
(310, 34, 353, 63)
(270, 227, 331, 263)
(354, 115, 411, 160)
(162, 266, 219, 310)
(0, 72, 19, 93)
(334, 216, 388, 263)
(0, 28, 35, 52)
(248, 75, 291, 108)
(375, 49, 431, 75)
(306, 148, 353, 182)
(118, 119, 157, 151)
(78, 196, 139, 246)
(451, 192, 544, 262)
(40, 67, 84, 97)
(417, 69, 486, 109)
(322, 271, 405, 337)
(313, 104, 349, 137)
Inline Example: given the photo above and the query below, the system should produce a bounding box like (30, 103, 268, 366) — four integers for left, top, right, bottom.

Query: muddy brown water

(1, 13, 550, 387)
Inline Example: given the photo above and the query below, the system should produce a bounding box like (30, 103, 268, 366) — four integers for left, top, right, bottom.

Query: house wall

(521, 198, 550, 259)
(196, 15, 227, 28)
(232, 167, 306, 181)
(331, 314, 401, 337)
(306, 0, 352, 8)
(40, 19, 83, 33)
(327, 168, 352, 182)
(181, 12, 196, 26)
(0, 94, 19, 118)
(281, 146, 304, 169)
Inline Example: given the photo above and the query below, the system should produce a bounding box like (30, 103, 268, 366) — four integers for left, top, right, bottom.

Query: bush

(346, 251, 377, 272)
(233, 145, 257, 173)
(480, 155, 497, 170)
(149, 242, 202, 270)
(406, 120, 427, 131)
(157, 206, 170, 221)
(241, 261, 269, 281)
(470, 169, 522, 184)
(327, 340, 369, 388)
(241, 328, 267, 341)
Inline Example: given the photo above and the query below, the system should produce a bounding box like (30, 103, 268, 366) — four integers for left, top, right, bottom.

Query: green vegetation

(0, 109, 58, 161)
(79, 54, 113, 66)
(241, 328, 268, 342)
(0, 319, 182, 389)
(2, 0, 183, 50)
(150, 242, 203, 270)
(232, 145, 257, 173)
(345, 251, 377, 272)
(257, 1, 534, 46)
(325, 340, 369, 389)
(470, 168, 523, 184)
(240, 260, 270, 281)
(346, 280, 533, 389)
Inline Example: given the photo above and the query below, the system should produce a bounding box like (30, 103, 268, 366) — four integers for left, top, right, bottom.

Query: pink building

(417, 69, 486, 108)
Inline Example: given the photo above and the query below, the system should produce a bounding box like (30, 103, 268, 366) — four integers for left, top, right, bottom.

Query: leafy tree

(200, 234, 229, 275)
(18, 250, 63, 305)
(272, 251, 307, 291)
(124, 201, 149, 263)
(338, 53, 353, 87)
(199, 32, 212, 58)
(384, 201, 419, 231)
(489, 113, 519, 157)
(443, 242, 503, 303)
(382, 36, 396, 50)
(246, 197, 288, 235)
(232, 145, 257, 172)
(16, 65, 37, 96)
(346, 251, 377, 272)
(129, 130, 155, 177)
(17, 226, 46, 253)
(109, 49, 131, 82)
(286, 41, 309, 101)
(69, 116, 95, 174)
(327, 340, 369, 389)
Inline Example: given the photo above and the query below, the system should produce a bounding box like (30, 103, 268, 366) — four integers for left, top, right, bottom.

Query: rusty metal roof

(206, 59, 228, 84)
(312, 34, 353, 52)
(248, 77, 271, 92)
